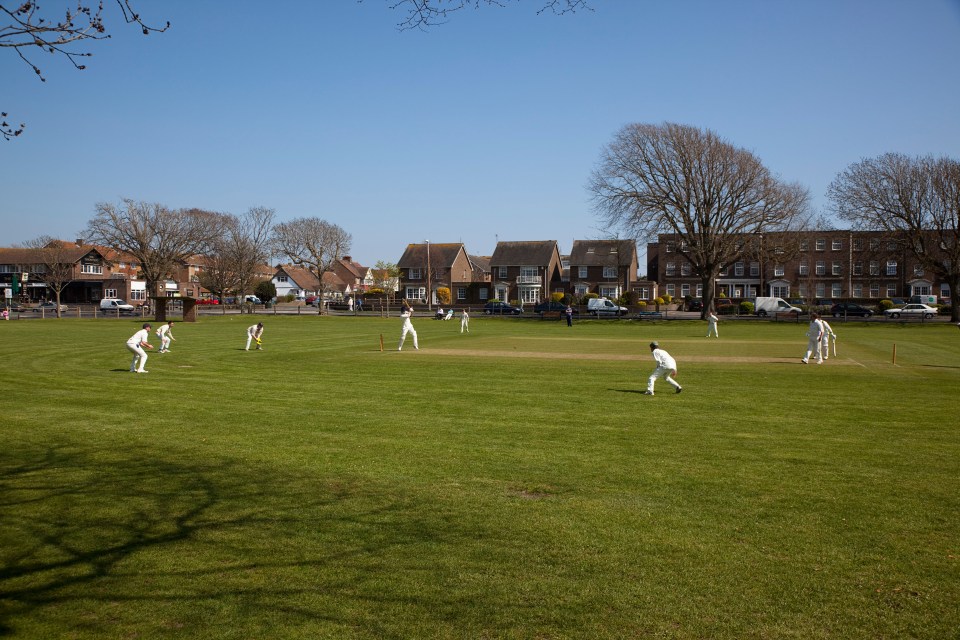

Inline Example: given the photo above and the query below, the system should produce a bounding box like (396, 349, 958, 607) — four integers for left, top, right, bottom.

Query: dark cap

(143, 323, 152, 329)
(650, 341, 659, 348)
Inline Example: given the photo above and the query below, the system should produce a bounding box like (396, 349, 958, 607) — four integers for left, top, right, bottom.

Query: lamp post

(425, 239, 432, 311)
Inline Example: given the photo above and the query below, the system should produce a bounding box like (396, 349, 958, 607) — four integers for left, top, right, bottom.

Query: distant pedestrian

(246, 322, 264, 351)
(565, 304, 573, 327)
(644, 341, 682, 395)
(356, 297, 364, 312)
(802, 313, 824, 364)
(398, 299, 419, 351)
(126, 322, 153, 373)
(820, 318, 836, 360)
(1, 308, 8, 320)
(706, 310, 719, 337)
(460, 308, 470, 333)
(156, 320, 176, 353)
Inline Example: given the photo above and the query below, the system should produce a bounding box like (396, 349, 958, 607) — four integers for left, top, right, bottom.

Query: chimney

(343, 255, 351, 263)
(76, 238, 85, 246)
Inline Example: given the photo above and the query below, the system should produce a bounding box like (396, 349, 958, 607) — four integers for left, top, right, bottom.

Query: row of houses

(0, 230, 953, 307)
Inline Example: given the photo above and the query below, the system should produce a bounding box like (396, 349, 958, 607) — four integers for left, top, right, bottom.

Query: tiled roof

(569, 239, 637, 266)
(397, 243, 465, 268)
(490, 241, 559, 266)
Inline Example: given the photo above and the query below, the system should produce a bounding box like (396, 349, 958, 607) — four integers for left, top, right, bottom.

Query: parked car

(884, 303, 938, 319)
(483, 301, 522, 315)
(305, 296, 319, 306)
(533, 301, 576, 315)
(35, 301, 68, 312)
(830, 302, 873, 318)
(686, 299, 703, 312)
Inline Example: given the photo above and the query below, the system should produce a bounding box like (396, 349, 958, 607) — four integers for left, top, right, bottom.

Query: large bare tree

(828, 153, 960, 321)
(272, 217, 351, 314)
(84, 199, 222, 304)
(203, 207, 275, 313)
(589, 122, 810, 316)
(1, 1, 168, 140)
(22, 236, 78, 316)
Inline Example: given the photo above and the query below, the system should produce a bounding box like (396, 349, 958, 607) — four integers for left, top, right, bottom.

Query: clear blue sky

(2, 0, 959, 268)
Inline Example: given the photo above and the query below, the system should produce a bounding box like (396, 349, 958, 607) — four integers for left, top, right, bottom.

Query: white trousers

(461, 317, 469, 333)
(804, 337, 822, 363)
(398, 320, 418, 350)
(707, 322, 718, 337)
(161, 336, 172, 351)
(127, 342, 147, 372)
(647, 366, 680, 393)
(246, 335, 261, 350)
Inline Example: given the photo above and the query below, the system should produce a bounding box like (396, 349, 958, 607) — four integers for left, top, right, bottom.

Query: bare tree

(271, 217, 351, 314)
(376, 0, 590, 31)
(828, 153, 960, 321)
(1, 1, 169, 139)
(590, 122, 810, 317)
(84, 199, 222, 304)
(215, 207, 276, 313)
(22, 236, 77, 316)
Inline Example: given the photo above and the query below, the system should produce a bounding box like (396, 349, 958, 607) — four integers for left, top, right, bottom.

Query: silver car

(884, 303, 938, 319)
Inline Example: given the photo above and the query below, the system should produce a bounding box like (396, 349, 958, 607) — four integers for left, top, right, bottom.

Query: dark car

(533, 301, 577, 315)
(483, 301, 522, 315)
(830, 302, 873, 318)
(686, 299, 703, 312)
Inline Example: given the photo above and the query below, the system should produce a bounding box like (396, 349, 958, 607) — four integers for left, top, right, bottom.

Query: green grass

(1, 314, 958, 639)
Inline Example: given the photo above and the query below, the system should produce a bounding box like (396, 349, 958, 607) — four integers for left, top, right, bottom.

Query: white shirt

(652, 348, 677, 370)
(248, 324, 263, 338)
(127, 328, 150, 346)
(809, 319, 824, 339)
(158, 324, 171, 337)
(707, 313, 718, 324)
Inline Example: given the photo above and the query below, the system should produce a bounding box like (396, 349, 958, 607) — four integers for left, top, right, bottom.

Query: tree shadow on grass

(0, 442, 488, 638)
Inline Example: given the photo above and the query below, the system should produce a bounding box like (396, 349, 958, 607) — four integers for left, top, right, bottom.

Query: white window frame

(578, 266, 588, 278)
(816, 261, 826, 276)
(831, 283, 842, 298)
(886, 261, 897, 276)
(832, 262, 842, 276)
(602, 266, 617, 278)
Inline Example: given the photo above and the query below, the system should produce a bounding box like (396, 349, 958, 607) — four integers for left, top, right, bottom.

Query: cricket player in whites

(820, 318, 836, 361)
(157, 321, 176, 353)
(398, 299, 419, 351)
(246, 322, 264, 351)
(126, 323, 154, 373)
(644, 341, 683, 395)
(802, 313, 824, 364)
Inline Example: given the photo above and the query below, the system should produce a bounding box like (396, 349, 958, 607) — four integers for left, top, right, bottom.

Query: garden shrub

(437, 287, 451, 305)
(739, 301, 754, 314)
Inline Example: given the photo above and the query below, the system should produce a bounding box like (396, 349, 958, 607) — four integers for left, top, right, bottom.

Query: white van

(100, 298, 136, 314)
(587, 297, 628, 316)
(754, 297, 801, 317)
(244, 295, 262, 305)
